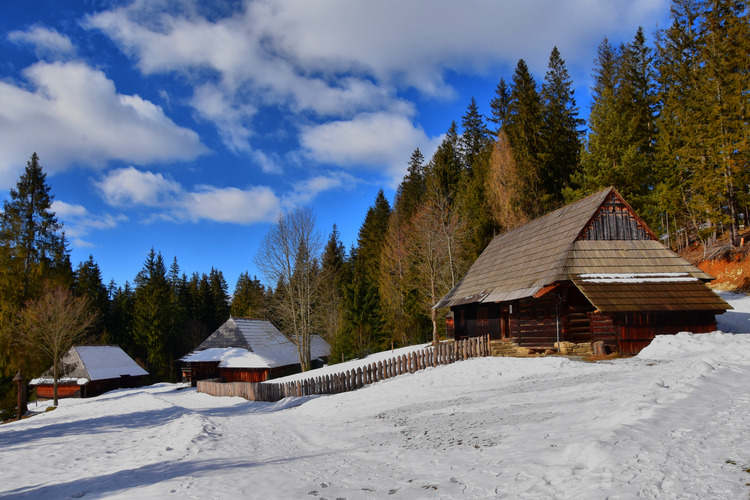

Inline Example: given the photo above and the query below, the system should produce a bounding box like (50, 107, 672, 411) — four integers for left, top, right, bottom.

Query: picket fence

(197, 335, 491, 402)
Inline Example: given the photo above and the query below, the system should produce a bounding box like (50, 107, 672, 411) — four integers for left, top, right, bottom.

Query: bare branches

(407, 189, 468, 344)
(254, 208, 321, 371)
(14, 284, 97, 405)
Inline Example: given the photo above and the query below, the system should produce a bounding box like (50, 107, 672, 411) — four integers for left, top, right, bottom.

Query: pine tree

(654, 0, 707, 248)
(697, 0, 749, 246)
(132, 248, 173, 379)
(0, 153, 71, 307)
(577, 31, 658, 224)
(0, 153, 73, 384)
(231, 272, 268, 319)
(457, 98, 496, 259)
(394, 148, 426, 223)
(460, 97, 491, 174)
(489, 77, 511, 135)
(338, 260, 383, 360)
(355, 190, 391, 284)
(318, 226, 347, 345)
(72, 255, 109, 341)
(505, 59, 546, 217)
(427, 122, 462, 203)
(540, 47, 584, 205)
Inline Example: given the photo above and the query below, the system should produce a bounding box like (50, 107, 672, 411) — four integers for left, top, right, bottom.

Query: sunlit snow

(2, 292, 749, 499)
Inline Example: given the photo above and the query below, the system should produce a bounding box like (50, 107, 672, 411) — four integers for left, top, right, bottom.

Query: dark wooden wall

(580, 195, 652, 241)
(616, 311, 717, 355)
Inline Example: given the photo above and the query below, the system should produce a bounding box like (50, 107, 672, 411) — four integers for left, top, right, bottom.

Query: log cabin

(30, 345, 148, 399)
(435, 187, 731, 355)
(180, 317, 331, 384)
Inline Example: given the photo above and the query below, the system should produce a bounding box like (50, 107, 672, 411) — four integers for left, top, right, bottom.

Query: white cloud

(300, 113, 441, 184)
(184, 186, 281, 224)
(190, 83, 256, 154)
(87, 0, 669, 98)
(284, 172, 357, 208)
(85, 0, 669, 181)
(8, 25, 76, 59)
(0, 61, 208, 188)
(95, 167, 282, 225)
(51, 200, 129, 248)
(95, 167, 182, 206)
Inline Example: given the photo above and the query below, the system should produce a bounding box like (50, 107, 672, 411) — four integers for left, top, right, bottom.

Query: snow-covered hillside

(2, 293, 749, 499)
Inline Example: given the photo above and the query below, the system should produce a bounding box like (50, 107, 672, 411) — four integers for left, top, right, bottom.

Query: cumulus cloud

(184, 185, 280, 224)
(95, 167, 282, 225)
(300, 113, 441, 184)
(0, 61, 207, 188)
(8, 25, 76, 59)
(85, 0, 669, 181)
(87, 0, 669, 98)
(95, 167, 182, 207)
(51, 200, 128, 248)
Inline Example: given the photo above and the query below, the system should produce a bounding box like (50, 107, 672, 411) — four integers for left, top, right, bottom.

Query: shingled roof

(435, 187, 730, 313)
(181, 317, 331, 368)
(31, 346, 148, 385)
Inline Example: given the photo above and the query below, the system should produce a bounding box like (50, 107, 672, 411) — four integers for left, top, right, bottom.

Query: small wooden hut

(30, 345, 148, 399)
(435, 187, 731, 355)
(180, 317, 331, 384)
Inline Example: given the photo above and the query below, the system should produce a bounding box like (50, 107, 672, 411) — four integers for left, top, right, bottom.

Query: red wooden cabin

(180, 317, 331, 385)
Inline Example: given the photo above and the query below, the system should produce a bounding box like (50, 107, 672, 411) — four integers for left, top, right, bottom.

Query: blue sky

(0, 0, 671, 290)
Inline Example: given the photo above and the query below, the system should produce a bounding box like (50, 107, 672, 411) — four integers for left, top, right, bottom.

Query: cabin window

(460, 309, 465, 327)
(477, 307, 488, 326)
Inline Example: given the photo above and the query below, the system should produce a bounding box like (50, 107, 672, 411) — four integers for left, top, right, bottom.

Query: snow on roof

(578, 272, 700, 284)
(183, 318, 331, 368)
(75, 346, 148, 381)
(180, 347, 298, 369)
(29, 377, 89, 386)
(29, 345, 147, 385)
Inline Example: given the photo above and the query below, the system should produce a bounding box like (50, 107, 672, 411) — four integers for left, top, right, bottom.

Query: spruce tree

(654, 0, 706, 247)
(506, 59, 546, 217)
(540, 47, 583, 206)
(132, 248, 172, 379)
(460, 97, 491, 175)
(427, 122, 462, 203)
(0, 153, 71, 306)
(231, 272, 268, 319)
(72, 255, 110, 340)
(697, 0, 749, 246)
(318, 226, 347, 345)
(489, 77, 511, 135)
(394, 148, 426, 223)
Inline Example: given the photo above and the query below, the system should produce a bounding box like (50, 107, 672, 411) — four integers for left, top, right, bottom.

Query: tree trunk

(431, 307, 438, 346)
(53, 358, 59, 407)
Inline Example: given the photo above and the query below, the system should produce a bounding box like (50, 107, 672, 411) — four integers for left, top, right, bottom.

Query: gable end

(577, 191, 656, 241)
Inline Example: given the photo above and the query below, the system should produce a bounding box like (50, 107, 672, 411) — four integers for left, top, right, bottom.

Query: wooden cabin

(180, 317, 331, 385)
(435, 187, 731, 355)
(30, 345, 148, 399)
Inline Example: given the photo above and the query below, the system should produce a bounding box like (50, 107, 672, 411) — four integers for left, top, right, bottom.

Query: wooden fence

(197, 335, 490, 402)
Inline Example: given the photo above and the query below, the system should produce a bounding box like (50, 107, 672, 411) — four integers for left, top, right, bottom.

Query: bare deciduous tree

(408, 190, 468, 344)
(255, 208, 321, 371)
(15, 284, 97, 406)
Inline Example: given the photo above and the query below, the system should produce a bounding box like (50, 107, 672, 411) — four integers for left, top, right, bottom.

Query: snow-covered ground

(2, 293, 749, 499)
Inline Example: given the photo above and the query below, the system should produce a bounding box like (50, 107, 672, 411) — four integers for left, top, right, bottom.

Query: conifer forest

(0, 1, 748, 416)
